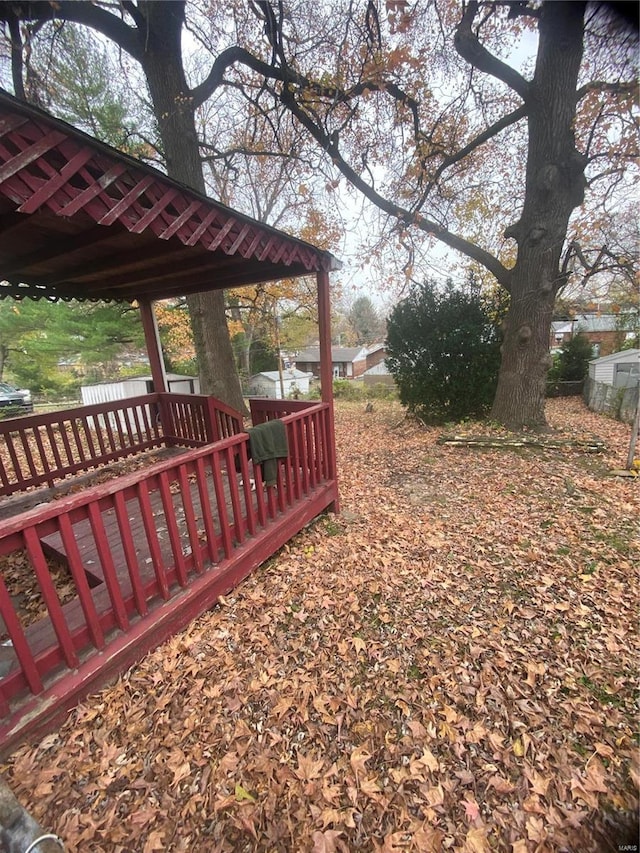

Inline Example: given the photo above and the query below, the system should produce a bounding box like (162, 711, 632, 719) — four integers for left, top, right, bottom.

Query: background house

(550, 313, 638, 356)
(363, 359, 394, 388)
(293, 346, 368, 379)
(364, 343, 387, 371)
(248, 368, 313, 399)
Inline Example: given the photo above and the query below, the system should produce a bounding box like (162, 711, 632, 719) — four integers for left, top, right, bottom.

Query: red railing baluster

(23, 527, 79, 669)
(194, 456, 220, 564)
(58, 514, 105, 650)
(177, 465, 203, 574)
(0, 570, 43, 695)
(211, 450, 233, 558)
(87, 503, 129, 631)
(158, 471, 189, 587)
(113, 491, 147, 616)
(136, 482, 170, 600)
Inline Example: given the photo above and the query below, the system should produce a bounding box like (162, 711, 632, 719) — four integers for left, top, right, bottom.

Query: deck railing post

(317, 270, 339, 510)
(205, 397, 221, 443)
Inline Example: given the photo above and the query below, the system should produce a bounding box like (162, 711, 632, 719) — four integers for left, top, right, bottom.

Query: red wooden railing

(249, 397, 317, 425)
(0, 402, 335, 746)
(0, 394, 243, 497)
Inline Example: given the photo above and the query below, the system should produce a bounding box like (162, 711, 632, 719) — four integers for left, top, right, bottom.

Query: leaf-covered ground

(2, 398, 638, 852)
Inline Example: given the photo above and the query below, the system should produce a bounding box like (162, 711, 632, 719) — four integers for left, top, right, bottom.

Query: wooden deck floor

(0, 449, 273, 683)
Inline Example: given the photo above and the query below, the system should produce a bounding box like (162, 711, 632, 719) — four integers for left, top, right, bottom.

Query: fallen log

(438, 434, 606, 452)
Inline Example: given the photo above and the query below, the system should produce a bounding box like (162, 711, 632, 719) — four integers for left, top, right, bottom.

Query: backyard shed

(589, 349, 640, 388)
(0, 89, 340, 754)
(248, 368, 313, 399)
(81, 374, 201, 406)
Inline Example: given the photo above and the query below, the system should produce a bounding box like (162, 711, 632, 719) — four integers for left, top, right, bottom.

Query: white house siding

(248, 370, 312, 399)
(81, 374, 200, 432)
(589, 350, 639, 386)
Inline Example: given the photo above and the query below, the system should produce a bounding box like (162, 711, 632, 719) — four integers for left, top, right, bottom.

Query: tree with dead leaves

(2, 1, 636, 428)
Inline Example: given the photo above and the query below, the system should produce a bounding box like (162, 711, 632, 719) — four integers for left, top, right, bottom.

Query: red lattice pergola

(0, 89, 339, 304)
(0, 90, 340, 753)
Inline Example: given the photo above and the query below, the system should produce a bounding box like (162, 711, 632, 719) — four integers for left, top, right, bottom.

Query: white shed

(81, 373, 200, 405)
(589, 349, 639, 388)
(80, 374, 200, 433)
(248, 368, 312, 399)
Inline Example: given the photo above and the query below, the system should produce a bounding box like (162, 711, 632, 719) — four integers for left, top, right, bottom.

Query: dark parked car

(0, 382, 33, 417)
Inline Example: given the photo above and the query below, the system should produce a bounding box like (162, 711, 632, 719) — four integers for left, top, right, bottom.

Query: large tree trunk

(137, 2, 246, 413)
(491, 1, 587, 429)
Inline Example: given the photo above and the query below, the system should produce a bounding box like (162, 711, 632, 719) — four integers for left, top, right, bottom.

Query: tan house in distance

(550, 313, 638, 357)
(291, 344, 388, 380)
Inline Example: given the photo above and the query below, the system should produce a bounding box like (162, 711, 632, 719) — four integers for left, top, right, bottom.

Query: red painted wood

(98, 175, 156, 226)
(30, 427, 52, 484)
(0, 479, 339, 756)
(58, 163, 127, 216)
(0, 572, 42, 696)
(4, 434, 25, 484)
(19, 147, 94, 213)
(158, 471, 189, 587)
(317, 270, 338, 497)
(257, 235, 278, 261)
(136, 482, 170, 601)
(224, 445, 245, 545)
(177, 466, 204, 575)
(87, 503, 129, 632)
(58, 514, 105, 650)
(130, 187, 180, 234)
(238, 229, 264, 260)
(236, 443, 257, 537)
(207, 217, 237, 252)
(0, 129, 66, 183)
(249, 460, 264, 528)
(227, 223, 251, 255)
(210, 452, 233, 559)
(269, 240, 289, 265)
(0, 403, 337, 747)
(113, 492, 148, 617)
(276, 461, 286, 515)
(290, 418, 303, 502)
(194, 457, 220, 565)
(23, 528, 79, 670)
(159, 200, 204, 240)
(185, 208, 219, 246)
(0, 394, 223, 497)
(0, 113, 28, 136)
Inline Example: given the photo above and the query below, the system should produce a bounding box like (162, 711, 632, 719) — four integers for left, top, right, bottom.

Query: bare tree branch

(454, 1, 531, 101)
(279, 84, 511, 288)
(577, 79, 638, 102)
(0, 1, 141, 60)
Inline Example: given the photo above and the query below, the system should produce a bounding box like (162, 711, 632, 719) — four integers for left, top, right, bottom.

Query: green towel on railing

(248, 420, 289, 486)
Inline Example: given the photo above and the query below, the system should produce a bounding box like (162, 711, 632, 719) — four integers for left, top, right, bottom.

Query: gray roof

(575, 313, 637, 333)
(295, 346, 366, 363)
(250, 368, 312, 382)
(589, 348, 640, 365)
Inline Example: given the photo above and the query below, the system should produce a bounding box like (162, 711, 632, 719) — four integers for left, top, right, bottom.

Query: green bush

(386, 279, 502, 423)
(332, 379, 362, 400)
(366, 382, 397, 400)
(551, 331, 593, 382)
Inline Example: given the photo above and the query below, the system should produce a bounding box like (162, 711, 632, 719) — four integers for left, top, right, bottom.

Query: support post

(138, 299, 167, 393)
(317, 269, 339, 511)
(138, 298, 170, 439)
